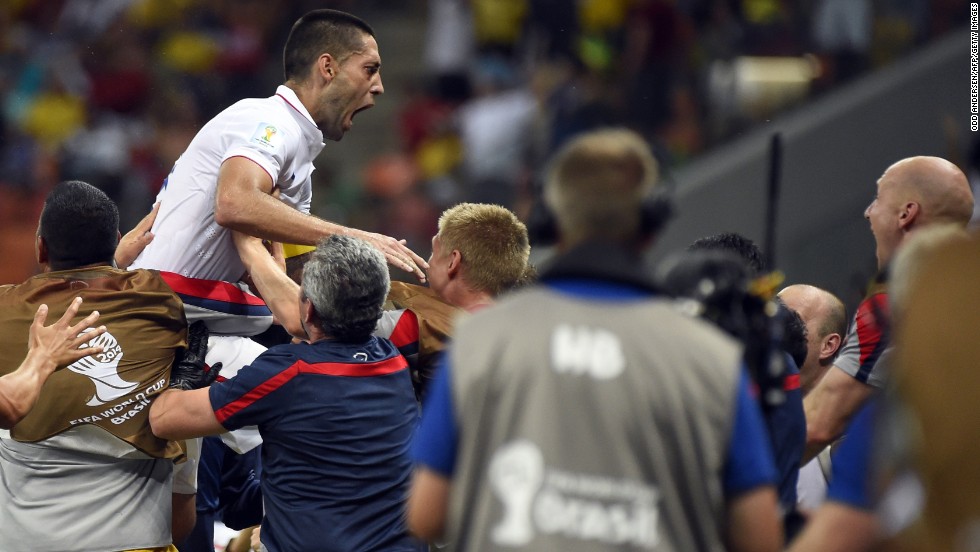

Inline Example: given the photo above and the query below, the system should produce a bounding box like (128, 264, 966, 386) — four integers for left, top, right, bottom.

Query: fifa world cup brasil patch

(251, 123, 283, 150)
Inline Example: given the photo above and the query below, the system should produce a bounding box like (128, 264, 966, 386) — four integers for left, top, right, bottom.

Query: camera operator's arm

(407, 467, 450, 542)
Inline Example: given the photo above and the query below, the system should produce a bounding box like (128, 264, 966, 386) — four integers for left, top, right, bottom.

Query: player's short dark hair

(283, 9, 375, 82)
(776, 298, 809, 370)
(39, 180, 119, 270)
(688, 232, 766, 275)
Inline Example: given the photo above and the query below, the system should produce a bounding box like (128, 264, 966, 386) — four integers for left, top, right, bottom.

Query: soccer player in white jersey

(131, 7, 428, 427)
(132, 9, 426, 283)
(130, 10, 429, 529)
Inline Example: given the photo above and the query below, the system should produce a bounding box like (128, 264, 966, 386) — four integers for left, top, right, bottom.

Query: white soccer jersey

(132, 85, 324, 282)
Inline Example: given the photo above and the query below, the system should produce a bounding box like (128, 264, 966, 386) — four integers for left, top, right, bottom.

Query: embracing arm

(233, 232, 305, 339)
(215, 157, 428, 281)
(0, 298, 105, 429)
(114, 202, 160, 269)
(150, 388, 225, 440)
(802, 367, 875, 463)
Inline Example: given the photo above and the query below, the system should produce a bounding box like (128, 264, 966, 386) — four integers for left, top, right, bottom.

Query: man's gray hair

(301, 235, 390, 342)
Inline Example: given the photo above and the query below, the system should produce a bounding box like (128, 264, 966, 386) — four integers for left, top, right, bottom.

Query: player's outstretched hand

(115, 202, 161, 269)
(29, 297, 106, 369)
(352, 230, 428, 283)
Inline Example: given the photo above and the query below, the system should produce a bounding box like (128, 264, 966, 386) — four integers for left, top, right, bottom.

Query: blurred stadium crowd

(0, 0, 967, 283)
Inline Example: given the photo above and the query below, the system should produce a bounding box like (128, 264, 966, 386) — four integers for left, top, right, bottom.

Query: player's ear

(820, 333, 842, 361)
(318, 53, 336, 82)
(446, 250, 462, 279)
(899, 201, 919, 230)
(36, 235, 49, 265)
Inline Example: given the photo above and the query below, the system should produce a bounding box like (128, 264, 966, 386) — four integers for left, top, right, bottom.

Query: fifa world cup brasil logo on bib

(68, 329, 138, 406)
(489, 440, 662, 548)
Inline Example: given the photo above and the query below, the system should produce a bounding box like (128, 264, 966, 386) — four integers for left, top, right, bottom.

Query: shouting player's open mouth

(347, 104, 374, 130)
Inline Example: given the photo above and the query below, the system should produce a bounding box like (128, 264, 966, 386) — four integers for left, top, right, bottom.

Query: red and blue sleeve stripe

(388, 310, 420, 359)
(855, 293, 889, 383)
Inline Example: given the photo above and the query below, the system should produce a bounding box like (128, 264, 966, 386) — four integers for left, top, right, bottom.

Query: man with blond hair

(376, 202, 532, 399)
(424, 202, 533, 307)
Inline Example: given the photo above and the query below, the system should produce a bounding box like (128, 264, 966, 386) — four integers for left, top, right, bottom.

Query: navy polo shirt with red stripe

(209, 337, 424, 552)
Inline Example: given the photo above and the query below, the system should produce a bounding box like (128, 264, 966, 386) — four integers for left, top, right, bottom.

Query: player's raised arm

(215, 157, 428, 281)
